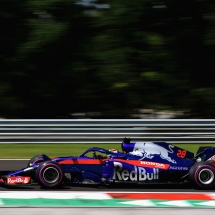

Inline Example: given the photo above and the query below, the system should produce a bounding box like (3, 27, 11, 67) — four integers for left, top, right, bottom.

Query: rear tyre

(189, 163, 215, 189)
(36, 161, 64, 188)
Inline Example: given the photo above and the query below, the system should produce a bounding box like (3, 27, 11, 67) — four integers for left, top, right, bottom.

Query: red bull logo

(113, 161, 159, 181)
(6, 176, 31, 185)
(130, 142, 176, 164)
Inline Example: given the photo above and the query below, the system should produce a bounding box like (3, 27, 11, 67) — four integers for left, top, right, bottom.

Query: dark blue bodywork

(1, 139, 215, 187)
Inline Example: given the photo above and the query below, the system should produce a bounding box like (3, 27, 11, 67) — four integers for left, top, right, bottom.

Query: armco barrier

(0, 119, 215, 143)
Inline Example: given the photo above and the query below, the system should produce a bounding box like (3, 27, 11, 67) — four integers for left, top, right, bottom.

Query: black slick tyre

(189, 162, 215, 190)
(35, 161, 64, 189)
(27, 154, 46, 167)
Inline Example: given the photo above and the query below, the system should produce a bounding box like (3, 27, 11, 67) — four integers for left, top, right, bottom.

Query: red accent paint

(58, 159, 106, 165)
(6, 176, 31, 185)
(210, 160, 215, 166)
(114, 159, 170, 170)
(0, 178, 4, 183)
(107, 193, 214, 200)
(177, 150, 187, 158)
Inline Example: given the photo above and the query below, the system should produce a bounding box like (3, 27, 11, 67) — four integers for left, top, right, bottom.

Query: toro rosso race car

(1, 138, 215, 190)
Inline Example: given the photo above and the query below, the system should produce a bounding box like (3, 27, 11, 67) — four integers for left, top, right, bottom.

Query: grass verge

(0, 143, 215, 159)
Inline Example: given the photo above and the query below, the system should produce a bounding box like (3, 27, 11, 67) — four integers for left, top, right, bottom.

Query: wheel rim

(198, 168, 214, 185)
(43, 167, 59, 183)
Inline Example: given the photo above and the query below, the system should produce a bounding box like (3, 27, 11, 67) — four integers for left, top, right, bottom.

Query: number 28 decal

(177, 150, 187, 158)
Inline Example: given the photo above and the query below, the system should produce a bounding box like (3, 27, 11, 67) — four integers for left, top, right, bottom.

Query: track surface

(0, 160, 214, 192)
(2, 208, 215, 215)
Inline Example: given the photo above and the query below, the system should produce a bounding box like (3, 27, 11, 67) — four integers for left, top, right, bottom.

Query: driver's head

(109, 148, 118, 153)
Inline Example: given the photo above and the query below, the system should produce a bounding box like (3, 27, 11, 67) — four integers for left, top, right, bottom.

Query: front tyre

(27, 154, 51, 167)
(189, 163, 215, 189)
(27, 154, 51, 182)
(27, 155, 45, 167)
(36, 161, 64, 188)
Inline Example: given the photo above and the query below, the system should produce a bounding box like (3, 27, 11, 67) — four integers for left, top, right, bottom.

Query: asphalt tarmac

(0, 160, 214, 215)
(1, 208, 215, 215)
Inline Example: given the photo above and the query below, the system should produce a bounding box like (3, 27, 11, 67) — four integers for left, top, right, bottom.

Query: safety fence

(0, 119, 215, 143)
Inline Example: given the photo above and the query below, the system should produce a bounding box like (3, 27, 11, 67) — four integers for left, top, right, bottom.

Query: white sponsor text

(113, 162, 159, 181)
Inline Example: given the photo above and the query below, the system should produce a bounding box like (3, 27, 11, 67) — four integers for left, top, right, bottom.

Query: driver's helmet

(109, 148, 118, 153)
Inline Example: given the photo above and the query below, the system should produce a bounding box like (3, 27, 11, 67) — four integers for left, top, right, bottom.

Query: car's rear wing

(195, 146, 215, 161)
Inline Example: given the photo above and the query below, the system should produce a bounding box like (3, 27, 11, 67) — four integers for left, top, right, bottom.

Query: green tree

(1, 0, 96, 118)
(1, 0, 215, 118)
(0, 0, 31, 117)
(89, 0, 215, 117)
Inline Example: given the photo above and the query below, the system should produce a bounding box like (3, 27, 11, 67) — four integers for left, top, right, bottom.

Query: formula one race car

(1, 138, 215, 190)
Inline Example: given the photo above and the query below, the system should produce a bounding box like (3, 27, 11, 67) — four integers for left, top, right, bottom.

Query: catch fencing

(0, 119, 215, 143)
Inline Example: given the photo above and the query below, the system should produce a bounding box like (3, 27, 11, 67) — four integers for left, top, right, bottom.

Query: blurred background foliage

(1, 0, 215, 118)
